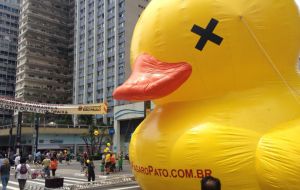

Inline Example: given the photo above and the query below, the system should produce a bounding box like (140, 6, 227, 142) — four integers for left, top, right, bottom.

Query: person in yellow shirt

(42, 157, 51, 177)
(105, 152, 111, 175)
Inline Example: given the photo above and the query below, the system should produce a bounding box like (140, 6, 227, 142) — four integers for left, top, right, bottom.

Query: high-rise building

(7, 0, 75, 154)
(73, 0, 150, 125)
(0, 0, 19, 125)
(15, 0, 74, 105)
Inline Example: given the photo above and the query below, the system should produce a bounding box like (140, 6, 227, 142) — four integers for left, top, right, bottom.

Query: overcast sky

(296, 0, 300, 9)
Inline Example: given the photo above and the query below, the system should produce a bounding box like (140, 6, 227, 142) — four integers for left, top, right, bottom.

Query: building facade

(0, 123, 90, 155)
(0, 0, 19, 125)
(2, 0, 76, 154)
(0, 0, 151, 155)
(73, 0, 149, 125)
(15, 0, 74, 105)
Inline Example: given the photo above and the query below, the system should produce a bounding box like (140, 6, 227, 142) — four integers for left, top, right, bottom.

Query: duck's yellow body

(130, 87, 300, 190)
(113, 0, 300, 189)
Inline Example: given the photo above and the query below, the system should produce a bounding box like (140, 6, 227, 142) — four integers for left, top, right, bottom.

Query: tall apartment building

(15, 0, 74, 105)
(73, 0, 149, 124)
(0, 0, 19, 125)
(2, 0, 86, 156)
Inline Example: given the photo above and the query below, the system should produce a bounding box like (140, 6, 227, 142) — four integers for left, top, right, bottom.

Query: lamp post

(33, 113, 40, 157)
(16, 112, 22, 156)
(4, 35, 14, 156)
(8, 116, 13, 157)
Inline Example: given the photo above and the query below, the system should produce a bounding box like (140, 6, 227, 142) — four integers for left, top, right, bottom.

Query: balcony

(23, 85, 70, 94)
(24, 25, 68, 42)
(23, 76, 62, 86)
(28, 8, 68, 24)
(22, 92, 70, 104)
(24, 69, 72, 80)
(27, 2, 69, 23)
(19, 49, 68, 64)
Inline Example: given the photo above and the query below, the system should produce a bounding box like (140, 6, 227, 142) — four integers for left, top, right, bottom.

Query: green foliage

(91, 152, 102, 160)
(78, 115, 94, 125)
(80, 125, 111, 157)
(55, 115, 72, 124)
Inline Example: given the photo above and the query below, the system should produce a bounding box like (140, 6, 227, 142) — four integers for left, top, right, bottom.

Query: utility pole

(16, 112, 22, 156)
(33, 113, 40, 156)
(8, 116, 13, 157)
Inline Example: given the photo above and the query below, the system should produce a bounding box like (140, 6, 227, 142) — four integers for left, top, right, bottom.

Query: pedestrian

(118, 152, 123, 172)
(42, 156, 51, 178)
(80, 155, 85, 173)
(87, 159, 95, 182)
(49, 157, 58, 177)
(28, 154, 33, 164)
(65, 152, 71, 165)
(53, 151, 57, 160)
(34, 151, 41, 165)
(105, 152, 111, 175)
(100, 154, 105, 175)
(110, 153, 116, 172)
(0, 153, 4, 167)
(15, 158, 31, 190)
(201, 176, 221, 190)
(14, 154, 20, 169)
(0, 158, 10, 190)
(8, 152, 14, 167)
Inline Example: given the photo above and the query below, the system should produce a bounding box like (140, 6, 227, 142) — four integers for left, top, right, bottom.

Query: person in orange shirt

(49, 157, 58, 177)
(110, 153, 116, 172)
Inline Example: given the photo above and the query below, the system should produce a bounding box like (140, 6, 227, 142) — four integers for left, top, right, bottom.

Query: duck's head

(113, 0, 300, 105)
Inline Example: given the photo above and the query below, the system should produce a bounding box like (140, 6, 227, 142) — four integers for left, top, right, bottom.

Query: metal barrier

(25, 174, 136, 190)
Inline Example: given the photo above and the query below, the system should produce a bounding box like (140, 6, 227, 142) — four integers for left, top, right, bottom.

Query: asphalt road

(0, 160, 141, 190)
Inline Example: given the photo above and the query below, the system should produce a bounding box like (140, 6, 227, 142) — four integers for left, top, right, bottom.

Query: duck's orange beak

(113, 53, 192, 101)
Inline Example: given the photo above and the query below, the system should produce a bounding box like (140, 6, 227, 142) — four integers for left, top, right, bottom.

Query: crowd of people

(0, 150, 223, 190)
(0, 150, 61, 190)
(79, 150, 124, 182)
(33, 150, 72, 165)
(0, 148, 125, 188)
(0, 153, 31, 190)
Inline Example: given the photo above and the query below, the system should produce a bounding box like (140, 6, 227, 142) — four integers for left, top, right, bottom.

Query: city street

(0, 160, 141, 190)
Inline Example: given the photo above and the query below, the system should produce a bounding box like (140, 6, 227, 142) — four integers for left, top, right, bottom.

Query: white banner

(0, 97, 107, 115)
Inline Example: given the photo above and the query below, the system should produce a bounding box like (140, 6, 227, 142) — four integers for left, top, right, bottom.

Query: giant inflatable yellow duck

(113, 0, 300, 189)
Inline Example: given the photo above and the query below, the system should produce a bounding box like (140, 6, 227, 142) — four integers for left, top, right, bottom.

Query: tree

(80, 125, 111, 158)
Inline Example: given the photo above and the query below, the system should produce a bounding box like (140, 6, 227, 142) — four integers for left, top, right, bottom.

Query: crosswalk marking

(64, 179, 85, 183)
(0, 184, 19, 190)
(107, 185, 140, 190)
(0, 176, 87, 190)
(28, 178, 73, 186)
(27, 180, 45, 185)
(7, 181, 19, 185)
(0, 176, 140, 189)
(1, 181, 140, 190)
(0, 181, 20, 190)
(63, 176, 87, 181)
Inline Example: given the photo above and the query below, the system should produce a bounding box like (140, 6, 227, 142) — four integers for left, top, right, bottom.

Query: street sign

(109, 128, 115, 135)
